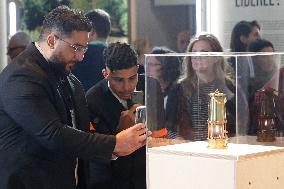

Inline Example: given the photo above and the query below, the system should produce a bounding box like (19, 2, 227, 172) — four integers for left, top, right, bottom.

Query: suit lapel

(26, 43, 68, 124)
(101, 81, 125, 133)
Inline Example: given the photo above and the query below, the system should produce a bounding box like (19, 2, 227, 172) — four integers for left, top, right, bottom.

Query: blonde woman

(166, 33, 248, 140)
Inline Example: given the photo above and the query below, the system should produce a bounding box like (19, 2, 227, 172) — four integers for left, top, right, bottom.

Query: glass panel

(144, 52, 284, 148)
(145, 52, 284, 189)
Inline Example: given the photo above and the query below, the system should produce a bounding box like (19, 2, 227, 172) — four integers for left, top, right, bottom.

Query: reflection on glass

(144, 40, 284, 148)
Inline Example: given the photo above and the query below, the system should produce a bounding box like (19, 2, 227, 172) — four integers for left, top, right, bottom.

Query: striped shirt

(190, 82, 216, 141)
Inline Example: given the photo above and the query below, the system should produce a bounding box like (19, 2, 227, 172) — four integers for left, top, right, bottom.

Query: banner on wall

(206, 0, 284, 51)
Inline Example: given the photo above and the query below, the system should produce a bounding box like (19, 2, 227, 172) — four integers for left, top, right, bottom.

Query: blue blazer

(86, 79, 146, 189)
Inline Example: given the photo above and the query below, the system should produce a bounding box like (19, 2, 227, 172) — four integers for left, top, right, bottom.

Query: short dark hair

(85, 9, 111, 39)
(39, 6, 92, 41)
(104, 42, 138, 72)
(248, 39, 274, 52)
(251, 20, 261, 30)
(230, 20, 261, 52)
(150, 47, 181, 84)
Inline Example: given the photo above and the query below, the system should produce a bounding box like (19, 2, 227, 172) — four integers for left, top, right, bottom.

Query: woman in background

(166, 33, 248, 140)
(248, 39, 277, 94)
(147, 47, 181, 107)
(146, 47, 181, 138)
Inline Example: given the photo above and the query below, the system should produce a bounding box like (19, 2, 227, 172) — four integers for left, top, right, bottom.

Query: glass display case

(144, 52, 284, 189)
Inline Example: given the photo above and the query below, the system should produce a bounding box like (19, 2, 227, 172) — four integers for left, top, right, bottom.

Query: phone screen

(135, 106, 146, 124)
(132, 91, 144, 105)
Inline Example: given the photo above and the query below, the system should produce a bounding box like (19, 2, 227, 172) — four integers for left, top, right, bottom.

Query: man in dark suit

(86, 42, 148, 189)
(0, 6, 146, 189)
(72, 9, 111, 91)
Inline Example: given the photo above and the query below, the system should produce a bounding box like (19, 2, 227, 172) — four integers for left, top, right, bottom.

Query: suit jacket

(86, 79, 146, 189)
(0, 43, 116, 189)
(72, 41, 107, 91)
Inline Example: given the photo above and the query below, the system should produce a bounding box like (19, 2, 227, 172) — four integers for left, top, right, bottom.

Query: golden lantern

(207, 90, 228, 149)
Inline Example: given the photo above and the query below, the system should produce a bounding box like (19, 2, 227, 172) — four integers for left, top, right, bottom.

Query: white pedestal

(147, 141, 284, 189)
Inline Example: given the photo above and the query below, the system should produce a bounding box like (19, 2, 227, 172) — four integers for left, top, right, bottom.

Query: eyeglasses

(54, 35, 88, 54)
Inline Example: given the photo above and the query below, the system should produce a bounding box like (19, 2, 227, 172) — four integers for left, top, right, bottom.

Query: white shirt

(108, 81, 128, 109)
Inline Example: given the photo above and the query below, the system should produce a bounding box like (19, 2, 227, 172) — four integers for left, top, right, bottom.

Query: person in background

(146, 47, 181, 136)
(0, 6, 146, 189)
(132, 38, 151, 74)
(247, 39, 282, 135)
(166, 33, 248, 140)
(147, 47, 181, 94)
(248, 39, 276, 94)
(176, 31, 190, 53)
(7, 31, 32, 60)
(72, 9, 111, 91)
(230, 20, 261, 52)
(86, 42, 146, 189)
(230, 20, 261, 100)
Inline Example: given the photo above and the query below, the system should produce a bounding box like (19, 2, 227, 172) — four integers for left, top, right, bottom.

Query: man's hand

(114, 123, 146, 156)
(117, 104, 140, 131)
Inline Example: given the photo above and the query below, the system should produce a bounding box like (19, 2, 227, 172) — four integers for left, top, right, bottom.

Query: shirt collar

(89, 40, 108, 46)
(107, 81, 128, 109)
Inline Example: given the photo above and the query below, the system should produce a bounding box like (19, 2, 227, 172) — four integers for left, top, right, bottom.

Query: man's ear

(102, 68, 108, 79)
(47, 34, 56, 49)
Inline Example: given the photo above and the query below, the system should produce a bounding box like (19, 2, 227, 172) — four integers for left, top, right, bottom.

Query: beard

(48, 51, 75, 76)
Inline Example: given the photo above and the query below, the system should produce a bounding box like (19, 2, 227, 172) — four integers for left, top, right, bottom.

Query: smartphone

(132, 91, 144, 105)
(135, 106, 146, 124)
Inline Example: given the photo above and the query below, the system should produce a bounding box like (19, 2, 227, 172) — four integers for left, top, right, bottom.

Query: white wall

(207, 0, 284, 52)
(135, 0, 194, 51)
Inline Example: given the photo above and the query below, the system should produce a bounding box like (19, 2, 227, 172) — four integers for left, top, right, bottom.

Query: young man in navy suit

(86, 42, 148, 189)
